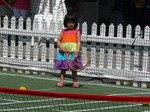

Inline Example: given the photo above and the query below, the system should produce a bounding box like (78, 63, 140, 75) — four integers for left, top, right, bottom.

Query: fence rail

(0, 16, 150, 88)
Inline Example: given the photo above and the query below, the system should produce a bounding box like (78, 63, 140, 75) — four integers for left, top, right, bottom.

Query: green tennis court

(0, 71, 150, 95)
(0, 71, 150, 112)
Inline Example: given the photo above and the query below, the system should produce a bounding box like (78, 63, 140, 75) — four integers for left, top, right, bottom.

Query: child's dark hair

(64, 13, 78, 29)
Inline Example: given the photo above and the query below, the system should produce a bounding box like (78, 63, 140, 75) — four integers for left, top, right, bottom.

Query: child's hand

(61, 48, 67, 53)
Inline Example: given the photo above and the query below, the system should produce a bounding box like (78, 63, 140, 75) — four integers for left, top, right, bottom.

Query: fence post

(23, 18, 32, 74)
(141, 26, 150, 88)
(133, 25, 141, 87)
(115, 24, 123, 69)
(33, 19, 39, 62)
(1, 16, 8, 71)
(124, 25, 132, 70)
(99, 24, 106, 68)
(41, 19, 47, 62)
(116, 24, 127, 85)
(18, 17, 23, 60)
(49, 20, 55, 68)
(81, 22, 88, 73)
(90, 23, 97, 68)
(25, 18, 31, 61)
(107, 24, 114, 69)
(17, 17, 24, 73)
(2, 16, 9, 59)
(142, 26, 149, 72)
(10, 17, 16, 59)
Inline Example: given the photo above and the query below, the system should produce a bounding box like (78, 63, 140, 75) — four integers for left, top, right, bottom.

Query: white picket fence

(0, 16, 150, 88)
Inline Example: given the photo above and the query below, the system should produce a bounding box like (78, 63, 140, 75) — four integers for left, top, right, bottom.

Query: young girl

(54, 13, 81, 88)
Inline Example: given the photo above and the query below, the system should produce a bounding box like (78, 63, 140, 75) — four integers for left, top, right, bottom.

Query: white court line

(37, 88, 56, 91)
(108, 92, 150, 96)
(0, 101, 106, 111)
(56, 104, 142, 112)
(1, 72, 150, 92)
(0, 98, 18, 102)
(0, 98, 65, 106)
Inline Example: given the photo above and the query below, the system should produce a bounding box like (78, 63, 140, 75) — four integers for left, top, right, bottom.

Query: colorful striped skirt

(54, 51, 83, 70)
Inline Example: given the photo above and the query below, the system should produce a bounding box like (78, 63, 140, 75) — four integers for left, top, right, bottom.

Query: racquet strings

(67, 52, 88, 71)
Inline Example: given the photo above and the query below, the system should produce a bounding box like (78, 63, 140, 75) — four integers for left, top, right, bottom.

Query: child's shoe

(57, 81, 64, 87)
(72, 82, 79, 88)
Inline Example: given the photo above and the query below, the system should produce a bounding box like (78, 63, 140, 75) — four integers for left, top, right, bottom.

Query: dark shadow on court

(55, 84, 83, 88)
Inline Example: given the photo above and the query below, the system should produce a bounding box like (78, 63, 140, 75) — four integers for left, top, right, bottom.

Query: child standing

(54, 13, 81, 88)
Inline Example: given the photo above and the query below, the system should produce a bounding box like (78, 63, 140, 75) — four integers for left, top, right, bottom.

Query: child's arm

(56, 32, 66, 53)
(76, 31, 81, 52)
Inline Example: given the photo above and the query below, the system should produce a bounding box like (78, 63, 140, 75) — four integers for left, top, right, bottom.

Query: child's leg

(60, 70, 66, 81)
(72, 70, 79, 88)
(57, 70, 66, 87)
(72, 70, 77, 82)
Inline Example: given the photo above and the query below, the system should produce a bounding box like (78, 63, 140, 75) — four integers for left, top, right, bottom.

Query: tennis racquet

(66, 51, 88, 72)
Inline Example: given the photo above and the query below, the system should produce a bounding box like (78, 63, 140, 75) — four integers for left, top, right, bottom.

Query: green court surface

(0, 71, 150, 112)
(0, 71, 150, 96)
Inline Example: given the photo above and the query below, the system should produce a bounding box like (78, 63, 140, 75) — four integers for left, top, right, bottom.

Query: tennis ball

(142, 102, 149, 106)
(19, 86, 27, 90)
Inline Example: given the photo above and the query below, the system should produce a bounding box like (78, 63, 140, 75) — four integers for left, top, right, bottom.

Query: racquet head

(66, 51, 88, 72)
